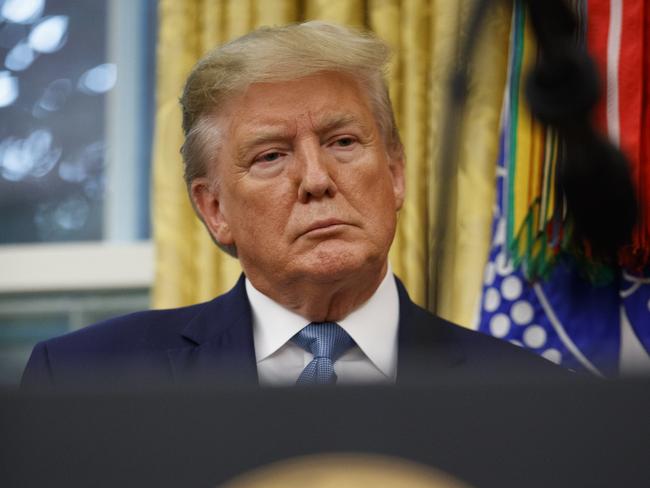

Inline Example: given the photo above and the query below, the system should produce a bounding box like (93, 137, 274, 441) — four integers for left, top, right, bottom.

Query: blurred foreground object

(223, 454, 470, 488)
(3, 379, 649, 488)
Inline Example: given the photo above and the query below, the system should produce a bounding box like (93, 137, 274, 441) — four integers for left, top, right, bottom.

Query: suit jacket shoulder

(21, 276, 257, 388)
(395, 279, 568, 381)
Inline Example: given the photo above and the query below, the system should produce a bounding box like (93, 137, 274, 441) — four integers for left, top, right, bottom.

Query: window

(0, 0, 157, 386)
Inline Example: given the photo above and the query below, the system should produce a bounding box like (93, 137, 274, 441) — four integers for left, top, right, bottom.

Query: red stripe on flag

(617, 0, 644, 168)
(586, 0, 610, 135)
(638, 1, 649, 257)
(618, 0, 650, 267)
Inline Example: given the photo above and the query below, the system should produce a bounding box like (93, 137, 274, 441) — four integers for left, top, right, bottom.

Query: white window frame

(104, 0, 151, 242)
(0, 242, 153, 292)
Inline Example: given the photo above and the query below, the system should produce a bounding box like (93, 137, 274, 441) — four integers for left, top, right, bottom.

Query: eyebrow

(314, 112, 368, 134)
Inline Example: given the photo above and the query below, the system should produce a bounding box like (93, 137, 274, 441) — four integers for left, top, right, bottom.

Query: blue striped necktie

(291, 322, 355, 385)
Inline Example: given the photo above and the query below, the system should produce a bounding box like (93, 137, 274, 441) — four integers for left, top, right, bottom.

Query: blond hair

(180, 21, 401, 187)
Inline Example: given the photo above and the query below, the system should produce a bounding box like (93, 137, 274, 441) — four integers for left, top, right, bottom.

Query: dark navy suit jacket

(22, 275, 563, 388)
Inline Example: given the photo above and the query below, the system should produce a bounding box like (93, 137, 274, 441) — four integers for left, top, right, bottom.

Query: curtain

(152, 0, 512, 328)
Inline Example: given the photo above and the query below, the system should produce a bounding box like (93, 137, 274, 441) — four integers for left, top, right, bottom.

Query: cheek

(227, 185, 293, 241)
(364, 172, 399, 231)
(337, 164, 398, 241)
(351, 164, 397, 209)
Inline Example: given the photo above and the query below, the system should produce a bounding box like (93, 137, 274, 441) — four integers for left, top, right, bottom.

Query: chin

(296, 245, 383, 284)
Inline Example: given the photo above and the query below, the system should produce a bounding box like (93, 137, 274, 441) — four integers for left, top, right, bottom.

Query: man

(22, 22, 561, 388)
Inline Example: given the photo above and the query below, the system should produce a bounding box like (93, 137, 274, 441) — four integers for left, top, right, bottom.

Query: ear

(190, 177, 234, 247)
(388, 150, 405, 211)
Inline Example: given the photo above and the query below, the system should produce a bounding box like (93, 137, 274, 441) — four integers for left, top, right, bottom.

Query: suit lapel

(167, 275, 259, 386)
(395, 278, 466, 383)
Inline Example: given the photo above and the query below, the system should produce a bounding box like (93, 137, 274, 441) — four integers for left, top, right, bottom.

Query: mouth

(302, 218, 349, 236)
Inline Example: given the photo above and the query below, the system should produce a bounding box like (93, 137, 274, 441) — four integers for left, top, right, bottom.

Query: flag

(477, 0, 650, 377)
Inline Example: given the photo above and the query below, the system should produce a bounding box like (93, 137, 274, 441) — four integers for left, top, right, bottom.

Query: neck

(246, 261, 389, 322)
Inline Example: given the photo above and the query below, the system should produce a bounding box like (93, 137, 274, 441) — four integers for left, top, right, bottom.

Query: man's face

(193, 71, 404, 289)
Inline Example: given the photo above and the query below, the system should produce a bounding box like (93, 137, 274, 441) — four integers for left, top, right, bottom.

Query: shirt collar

(338, 265, 399, 380)
(247, 278, 307, 363)
(246, 264, 399, 381)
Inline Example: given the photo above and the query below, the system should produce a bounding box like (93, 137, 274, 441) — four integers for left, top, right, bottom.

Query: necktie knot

(291, 322, 355, 384)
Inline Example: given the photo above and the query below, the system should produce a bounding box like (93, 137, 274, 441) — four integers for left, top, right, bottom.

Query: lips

(303, 218, 348, 235)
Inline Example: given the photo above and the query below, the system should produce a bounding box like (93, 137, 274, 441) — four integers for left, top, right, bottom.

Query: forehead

(218, 71, 377, 134)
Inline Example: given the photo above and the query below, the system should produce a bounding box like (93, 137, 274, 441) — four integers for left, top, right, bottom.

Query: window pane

(0, 0, 156, 244)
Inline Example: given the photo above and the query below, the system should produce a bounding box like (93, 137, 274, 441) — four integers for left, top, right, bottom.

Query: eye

(332, 136, 356, 148)
(254, 151, 283, 164)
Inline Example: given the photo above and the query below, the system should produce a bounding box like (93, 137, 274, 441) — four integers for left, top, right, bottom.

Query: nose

(295, 141, 337, 203)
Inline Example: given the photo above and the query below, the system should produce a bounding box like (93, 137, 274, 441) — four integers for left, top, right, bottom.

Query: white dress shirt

(247, 266, 399, 386)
